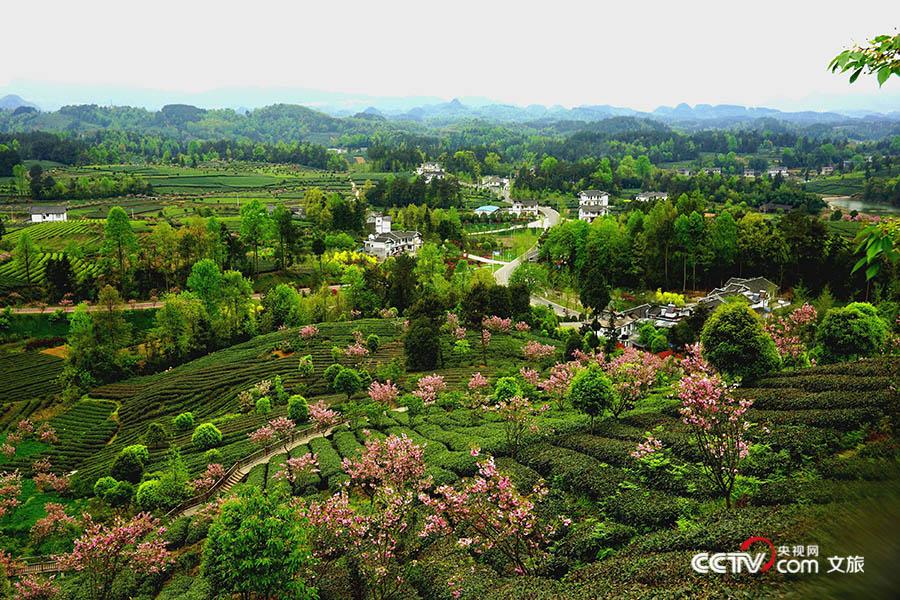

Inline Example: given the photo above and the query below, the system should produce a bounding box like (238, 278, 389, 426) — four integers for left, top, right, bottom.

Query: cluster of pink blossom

(274, 453, 319, 485)
(0, 470, 22, 518)
(342, 433, 428, 494)
(299, 324, 319, 340)
(13, 574, 58, 600)
(482, 315, 512, 332)
(680, 342, 712, 375)
(344, 341, 370, 359)
(412, 374, 447, 405)
(31, 502, 78, 542)
(765, 303, 818, 364)
(540, 361, 579, 407)
(630, 434, 663, 460)
(522, 340, 556, 361)
(57, 513, 173, 598)
(309, 401, 342, 430)
(572, 348, 605, 366)
(603, 347, 662, 414)
(368, 379, 400, 406)
(2, 419, 58, 458)
(446, 312, 460, 330)
(248, 417, 297, 451)
(190, 463, 226, 494)
(452, 325, 468, 340)
(420, 452, 550, 575)
(515, 321, 531, 332)
(678, 372, 752, 489)
(467, 372, 489, 392)
(379, 307, 399, 318)
(33, 471, 70, 494)
(519, 367, 541, 387)
(480, 328, 491, 348)
(495, 396, 549, 455)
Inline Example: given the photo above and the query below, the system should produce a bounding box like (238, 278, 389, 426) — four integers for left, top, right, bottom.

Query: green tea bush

(604, 488, 682, 530)
(288, 395, 309, 423)
(173, 412, 195, 431)
(192, 423, 223, 450)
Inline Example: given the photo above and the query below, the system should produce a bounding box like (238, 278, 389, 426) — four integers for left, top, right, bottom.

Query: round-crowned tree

(493, 377, 520, 405)
(568, 365, 615, 433)
(405, 317, 440, 371)
(816, 302, 888, 363)
(111, 444, 149, 484)
(700, 301, 780, 381)
(192, 423, 223, 450)
(333, 368, 363, 401)
(173, 412, 195, 431)
(288, 395, 309, 423)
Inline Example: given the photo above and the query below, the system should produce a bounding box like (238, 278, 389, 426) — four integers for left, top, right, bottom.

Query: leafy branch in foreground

(829, 33, 899, 86)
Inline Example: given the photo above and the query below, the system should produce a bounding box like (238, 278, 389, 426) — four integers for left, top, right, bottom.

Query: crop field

(0, 251, 102, 286)
(212, 356, 898, 599)
(2, 219, 103, 247)
(804, 173, 865, 196)
(0, 351, 64, 402)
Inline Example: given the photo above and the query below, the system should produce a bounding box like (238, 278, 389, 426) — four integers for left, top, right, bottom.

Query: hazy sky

(3, 0, 898, 111)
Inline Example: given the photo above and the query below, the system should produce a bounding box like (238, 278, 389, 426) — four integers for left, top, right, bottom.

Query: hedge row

(517, 443, 627, 498)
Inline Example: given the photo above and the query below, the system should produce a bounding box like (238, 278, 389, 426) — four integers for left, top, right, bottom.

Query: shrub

(288, 395, 309, 423)
(604, 488, 681, 530)
(323, 363, 343, 385)
(93, 476, 118, 498)
(297, 355, 314, 377)
(136, 479, 164, 511)
(333, 368, 363, 400)
(273, 375, 287, 405)
(366, 334, 380, 353)
(173, 412, 195, 431)
(493, 377, 520, 404)
(106, 481, 135, 507)
(816, 303, 889, 363)
(568, 365, 615, 431)
(405, 317, 440, 371)
(255, 396, 272, 416)
(204, 449, 223, 464)
(192, 423, 223, 450)
(701, 302, 780, 381)
(145, 422, 169, 448)
(111, 444, 149, 483)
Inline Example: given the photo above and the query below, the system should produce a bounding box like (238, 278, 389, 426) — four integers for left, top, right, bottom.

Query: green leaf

(877, 67, 891, 86)
(851, 256, 868, 274)
(849, 68, 863, 83)
(866, 243, 882, 261)
(865, 263, 880, 281)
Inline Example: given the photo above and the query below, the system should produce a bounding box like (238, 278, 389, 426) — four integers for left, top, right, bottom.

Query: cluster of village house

(590, 276, 786, 347)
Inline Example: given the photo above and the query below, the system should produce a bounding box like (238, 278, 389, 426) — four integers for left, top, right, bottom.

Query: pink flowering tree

(479, 328, 491, 365)
(765, 303, 818, 367)
(0, 470, 22, 519)
(412, 374, 447, 405)
(32, 458, 71, 494)
(13, 575, 59, 600)
(602, 347, 662, 416)
(342, 433, 428, 497)
(2, 419, 58, 457)
(368, 380, 400, 407)
(482, 315, 512, 332)
(57, 513, 173, 600)
(540, 361, 578, 409)
(522, 340, 556, 362)
(678, 371, 753, 509)
(274, 452, 319, 494)
(309, 401, 342, 431)
(31, 502, 79, 543)
(519, 367, 541, 388)
(515, 321, 531, 332)
(190, 463, 227, 495)
(495, 396, 549, 458)
(249, 417, 296, 454)
(302, 435, 429, 600)
(299, 324, 319, 341)
(420, 451, 554, 576)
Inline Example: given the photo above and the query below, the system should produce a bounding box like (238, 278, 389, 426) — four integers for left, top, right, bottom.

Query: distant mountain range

(2, 86, 899, 130)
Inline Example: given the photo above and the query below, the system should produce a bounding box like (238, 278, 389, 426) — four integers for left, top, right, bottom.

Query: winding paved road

(493, 205, 560, 286)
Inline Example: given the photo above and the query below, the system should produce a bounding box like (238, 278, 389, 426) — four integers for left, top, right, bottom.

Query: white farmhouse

(29, 206, 67, 223)
(366, 213, 392, 235)
(364, 230, 423, 259)
(635, 191, 668, 202)
(767, 167, 789, 178)
(416, 162, 445, 183)
(509, 199, 540, 217)
(578, 190, 609, 222)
